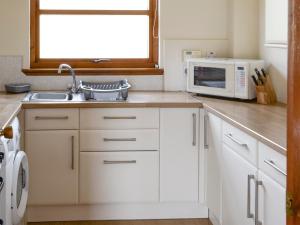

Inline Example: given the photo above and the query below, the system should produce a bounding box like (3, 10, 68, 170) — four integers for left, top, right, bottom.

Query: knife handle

(251, 75, 259, 86)
(255, 68, 264, 85)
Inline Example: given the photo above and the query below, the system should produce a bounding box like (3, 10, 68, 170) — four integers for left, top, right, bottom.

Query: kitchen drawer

(80, 130, 159, 151)
(258, 142, 286, 187)
(25, 109, 79, 130)
(80, 108, 159, 130)
(79, 151, 159, 204)
(223, 122, 258, 166)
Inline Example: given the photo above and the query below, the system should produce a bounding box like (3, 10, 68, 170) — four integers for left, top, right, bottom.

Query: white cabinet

(80, 130, 159, 152)
(222, 144, 256, 225)
(26, 130, 79, 205)
(206, 112, 223, 224)
(79, 108, 160, 204)
(160, 108, 199, 202)
(257, 142, 286, 225)
(80, 108, 159, 130)
(265, 0, 288, 45)
(25, 109, 79, 130)
(219, 121, 286, 225)
(257, 171, 286, 225)
(80, 151, 159, 204)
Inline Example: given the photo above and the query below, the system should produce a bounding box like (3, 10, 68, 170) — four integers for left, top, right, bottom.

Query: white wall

(160, 0, 230, 90)
(0, 0, 261, 92)
(0, 0, 28, 57)
(229, 0, 259, 59)
(259, 0, 288, 103)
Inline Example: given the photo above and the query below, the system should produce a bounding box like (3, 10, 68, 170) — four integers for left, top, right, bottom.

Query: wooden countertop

(21, 91, 203, 109)
(0, 93, 26, 129)
(0, 91, 287, 155)
(194, 95, 287, 155)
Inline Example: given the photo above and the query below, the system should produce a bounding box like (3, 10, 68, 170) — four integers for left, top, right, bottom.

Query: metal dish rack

(79, 80, 131, 101)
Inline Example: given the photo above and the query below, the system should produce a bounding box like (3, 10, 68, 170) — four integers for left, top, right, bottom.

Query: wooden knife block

(256, 76, 277, 105)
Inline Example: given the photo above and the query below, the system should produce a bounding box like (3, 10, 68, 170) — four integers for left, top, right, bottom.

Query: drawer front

(258, 142, 286, 187)
(223, 122, 258, 166)
(80, 130, 159, 151)
(79, 151, 159, 204)
(25, 109, 79, 130)
(80, 108, 159, 129)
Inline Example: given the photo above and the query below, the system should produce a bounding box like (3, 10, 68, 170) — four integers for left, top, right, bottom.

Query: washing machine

(5, 118, 29, 225)
(0, 135, 8, 225)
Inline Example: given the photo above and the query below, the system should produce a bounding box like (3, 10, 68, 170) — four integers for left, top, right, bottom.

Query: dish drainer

(79, 80, 131, 101)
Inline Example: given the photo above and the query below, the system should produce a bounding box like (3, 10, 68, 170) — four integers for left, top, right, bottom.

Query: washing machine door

(11, 151, 29, 225)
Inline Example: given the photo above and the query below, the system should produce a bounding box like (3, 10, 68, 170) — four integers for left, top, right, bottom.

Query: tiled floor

(28, 219, 212, 225)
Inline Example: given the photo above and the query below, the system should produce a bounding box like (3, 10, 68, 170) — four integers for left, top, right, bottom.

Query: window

(28, 0, 162, 75)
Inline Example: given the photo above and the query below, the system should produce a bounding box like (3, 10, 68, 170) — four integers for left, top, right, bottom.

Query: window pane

(40, 0, 149, 10)
(39, 15, 149, 59)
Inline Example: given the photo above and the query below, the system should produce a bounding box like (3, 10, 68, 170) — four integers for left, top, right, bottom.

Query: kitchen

(0, 0, 295, 225)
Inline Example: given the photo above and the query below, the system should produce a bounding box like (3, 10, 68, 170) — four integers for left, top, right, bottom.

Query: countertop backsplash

(0, 56, 164, 92)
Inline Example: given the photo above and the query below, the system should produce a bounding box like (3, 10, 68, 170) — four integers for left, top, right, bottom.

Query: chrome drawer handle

(247, 175, 255, 219)
(225, 133, 248, 148)
(264, 160, 287, 176)
(103, 116, 137, 120)
(35, 116, 69, 120)
(103, 160, 137, 165)
(103, 138, 137, 142)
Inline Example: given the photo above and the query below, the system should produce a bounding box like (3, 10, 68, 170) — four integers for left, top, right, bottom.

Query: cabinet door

(257, 172, 286, 225)
(265, 0, 288, 44)
(25, 130, 79, 205)
(222, 144, 256, 225)
(160, 108, 199, 202)
(206, 112, 223, 223)
(80, 152, 159, 204)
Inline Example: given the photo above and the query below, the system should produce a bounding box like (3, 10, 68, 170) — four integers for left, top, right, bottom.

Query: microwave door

(191, 64, 235, 97)
(194, 67, 226, 89)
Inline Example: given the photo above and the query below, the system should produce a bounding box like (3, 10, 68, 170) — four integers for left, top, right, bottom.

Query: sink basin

(30, 93, 69, 101)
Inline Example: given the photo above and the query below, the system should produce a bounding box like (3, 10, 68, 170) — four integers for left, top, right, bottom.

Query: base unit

(27, 203, 208, 222)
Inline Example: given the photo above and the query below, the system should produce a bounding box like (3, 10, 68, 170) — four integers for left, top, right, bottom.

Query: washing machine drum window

(11, 151, 28, 225)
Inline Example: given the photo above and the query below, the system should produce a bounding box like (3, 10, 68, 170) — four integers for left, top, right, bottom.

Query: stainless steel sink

(24, 92, 86, 102)
(30, 93, 69, 101)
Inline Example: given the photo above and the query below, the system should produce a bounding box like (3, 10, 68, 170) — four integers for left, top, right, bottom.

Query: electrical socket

(207, 51, 216, 58)
(183, 50, 202, 62)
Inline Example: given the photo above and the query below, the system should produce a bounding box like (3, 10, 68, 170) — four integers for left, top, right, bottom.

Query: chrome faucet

(58, 64, 79, 94)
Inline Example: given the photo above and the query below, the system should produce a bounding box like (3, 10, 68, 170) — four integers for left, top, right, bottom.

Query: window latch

(92, 58, 111, 63)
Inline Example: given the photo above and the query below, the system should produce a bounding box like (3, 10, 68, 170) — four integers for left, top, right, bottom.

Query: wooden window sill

(22, 68, 164, 76)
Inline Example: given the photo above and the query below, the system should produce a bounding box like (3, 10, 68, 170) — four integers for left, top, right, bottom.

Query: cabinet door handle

(204, 114, 209, 149)
(225, 133, 248, 148)
(255, 180, 263, 225)
(247, 175, 255, 219)
(192, 113, 197, 146)
(103, 138, 137, 142)
(264, 159, 287, 176)
(35, 116, 69, 120)
(103, 160, 137, 165)
(103, 116, 136, 120)
(71, 136, 75, 170)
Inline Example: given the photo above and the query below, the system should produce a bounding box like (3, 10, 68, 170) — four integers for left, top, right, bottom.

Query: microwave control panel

(235, 64, 248, 98)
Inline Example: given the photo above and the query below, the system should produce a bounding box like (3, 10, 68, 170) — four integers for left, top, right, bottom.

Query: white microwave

(187, 58, 264, 100)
